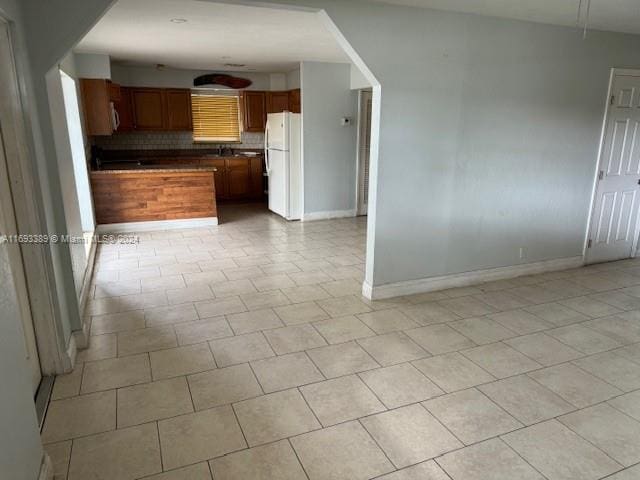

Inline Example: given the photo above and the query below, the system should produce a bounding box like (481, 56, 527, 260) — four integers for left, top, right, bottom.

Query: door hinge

(610, 95, 615, 105)
(598, 170, 604, 180)
(587, 239, 593, 248)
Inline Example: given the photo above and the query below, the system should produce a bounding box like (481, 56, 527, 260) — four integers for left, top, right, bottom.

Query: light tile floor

(43, 204, 640, 479)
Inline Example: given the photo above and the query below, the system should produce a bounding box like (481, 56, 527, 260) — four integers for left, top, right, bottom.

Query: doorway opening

(586, 69, 640, 264)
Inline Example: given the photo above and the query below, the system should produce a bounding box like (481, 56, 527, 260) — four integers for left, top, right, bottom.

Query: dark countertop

(98, 148, 263, 161)
(91, 164, 218, 174)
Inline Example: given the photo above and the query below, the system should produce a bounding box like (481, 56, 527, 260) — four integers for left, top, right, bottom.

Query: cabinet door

(226, 158, 251, 198)
(288, 89, 301, 114)
(266, 91, 290, 113)
(80, 79, 113, 136)
(114, 87, 134, 132)
(249, 156, 264, 199)
(201, 158, 228, 199)
(166, 89, 192, 131)
(108, 82, 121, 102)
(242, 91, 266, 132)
(131, 88, 166, 130)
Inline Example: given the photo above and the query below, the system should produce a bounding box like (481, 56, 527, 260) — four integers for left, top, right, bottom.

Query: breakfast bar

(90, 165, 218, 227)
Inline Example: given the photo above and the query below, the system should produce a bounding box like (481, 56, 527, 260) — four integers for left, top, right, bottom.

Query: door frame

(0, 15, 70, 376)
(584, 68, 640, 263)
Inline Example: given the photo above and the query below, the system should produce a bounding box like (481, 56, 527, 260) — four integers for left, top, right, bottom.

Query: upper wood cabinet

(131, 88, 166, 130)
(242, 89, 300, 132)
(165, 89, 192, 131)
(130, 87, 192, 131)
(289, 89, 301, 114)
(80, 79, 115, 136)
(266, 91, 290, 114)
(242, 91, 266, 132)
(113, 87, 134, 132)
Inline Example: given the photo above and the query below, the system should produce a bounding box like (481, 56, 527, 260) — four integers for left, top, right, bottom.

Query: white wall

(60, 71, 95, 233)
(286, 68, 300, 89)
(75, 52, 111, 78)
(269, 72, 286, 90)
(301, 61, 358, 216)
(46, 68, 91, 301)
(350, 63, 370, 89)
(0, 234, 43, 480)
(0, 3, 48, 479)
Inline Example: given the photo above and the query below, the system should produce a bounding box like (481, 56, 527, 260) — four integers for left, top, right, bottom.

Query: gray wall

(301, 61, 358, 215)
(14, 0, 640, 295)
(0, 3, 47, 479)
(316, 3, 640, 286)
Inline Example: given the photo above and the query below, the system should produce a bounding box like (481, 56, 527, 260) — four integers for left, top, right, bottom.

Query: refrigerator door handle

(264, 122, 270, 174)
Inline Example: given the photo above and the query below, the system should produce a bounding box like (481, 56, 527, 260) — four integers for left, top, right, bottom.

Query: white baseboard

(302, 209, 357, 222)
(65, 334, 77, 372)
(96, 217, 218, 233)
(77, 239, 97, 348)
(363, 255, 584, 300)
(39, 453, 53, 480)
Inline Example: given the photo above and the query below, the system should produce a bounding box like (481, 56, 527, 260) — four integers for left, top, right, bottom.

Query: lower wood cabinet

(199, 156, 263, 201)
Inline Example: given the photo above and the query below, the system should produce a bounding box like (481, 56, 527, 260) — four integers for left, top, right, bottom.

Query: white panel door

(268, 149, 289, 218)
(587, 73, 640, 263)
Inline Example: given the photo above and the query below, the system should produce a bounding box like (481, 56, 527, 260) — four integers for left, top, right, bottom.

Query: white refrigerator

(265, 112, 302, 220)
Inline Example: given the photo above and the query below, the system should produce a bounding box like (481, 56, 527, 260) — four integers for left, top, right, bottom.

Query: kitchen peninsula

(90, 164, 218, 228)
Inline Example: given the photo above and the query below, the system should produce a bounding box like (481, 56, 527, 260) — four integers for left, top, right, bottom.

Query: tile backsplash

(92, 131, 265, 150)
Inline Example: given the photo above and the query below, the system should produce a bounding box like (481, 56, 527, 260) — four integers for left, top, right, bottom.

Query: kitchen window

(191, 92, 241, 142)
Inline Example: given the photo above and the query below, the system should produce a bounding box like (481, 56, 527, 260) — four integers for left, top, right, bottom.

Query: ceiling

(368, 0, 640, 35)
(75, 0, 349, 72)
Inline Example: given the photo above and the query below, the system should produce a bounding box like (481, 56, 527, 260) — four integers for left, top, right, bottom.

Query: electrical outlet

(519, 247, 525, 259)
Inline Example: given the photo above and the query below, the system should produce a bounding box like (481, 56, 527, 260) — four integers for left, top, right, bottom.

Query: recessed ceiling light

(170, 18, 187, 23)
(224, 63, 246, 68)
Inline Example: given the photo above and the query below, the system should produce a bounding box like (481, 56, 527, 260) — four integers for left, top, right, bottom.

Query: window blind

(191, 93, 241, 142)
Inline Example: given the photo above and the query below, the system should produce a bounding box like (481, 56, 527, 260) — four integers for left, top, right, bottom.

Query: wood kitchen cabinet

(131, 88, 166, 130)
(266, 91, 290, 113)
(130, 87, 192, 131)
(200, 156, 263, 201)
(165, 89, 192, 130)
(227, 158, 252, 198)
(242, 91, 266, 132)
(113, 87, 134, 132)
(289, 89, 301, 113)
(80, 79, 115, 136)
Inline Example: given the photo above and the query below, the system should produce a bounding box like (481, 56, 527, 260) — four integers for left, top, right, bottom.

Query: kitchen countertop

(98, 149, 263, 161)
(91, 165, 218, 174)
